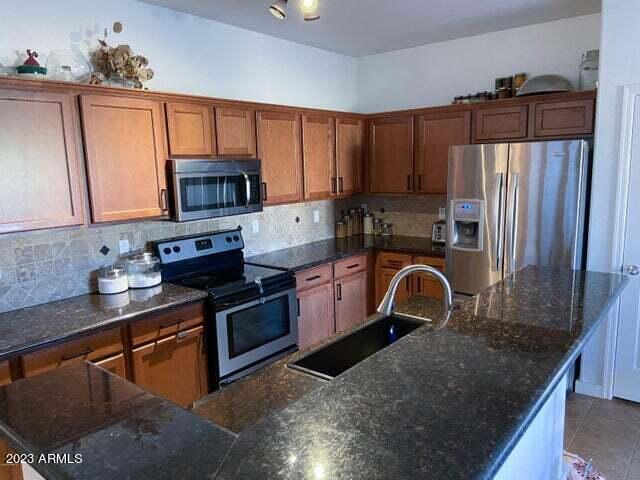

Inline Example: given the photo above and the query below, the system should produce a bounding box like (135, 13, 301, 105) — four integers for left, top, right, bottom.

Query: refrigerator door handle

(507, 173, 520, 274)
(493, 173, 505, 272)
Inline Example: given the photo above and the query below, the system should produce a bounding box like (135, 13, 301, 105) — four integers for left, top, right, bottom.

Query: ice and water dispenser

(450, 200, 484, 252)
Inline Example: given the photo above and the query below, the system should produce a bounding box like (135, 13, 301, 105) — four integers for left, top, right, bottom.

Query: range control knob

(225, 236, 232, 243)
(163, 247, 172, 255)
(233, 235, 240, 242)
(173, 246, 181, 253)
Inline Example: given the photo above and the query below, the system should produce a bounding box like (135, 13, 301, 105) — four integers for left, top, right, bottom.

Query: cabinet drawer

(376, 252, 412, 270)
(21, 328, 123, 378)
(94, 353, 127, 379)
(534, 100, 595, 137)
(474, 106, 528, 141)
(130, 302, 204, 347)
(413, 255, 445, 270)
(0, 361, 10, 386)
(295, 264, 333, 291)
(334, 254, 367, 279)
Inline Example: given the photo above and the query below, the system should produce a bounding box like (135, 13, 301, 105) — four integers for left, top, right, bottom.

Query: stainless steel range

(154, 229, 297, 389)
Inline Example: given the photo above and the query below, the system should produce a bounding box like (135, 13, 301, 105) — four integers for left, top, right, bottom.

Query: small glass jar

(125, 253, 162, 289)
(335, 221, 347, 239)
(579, 50, 599, 90)
(97, 266, 129, 294)
(363, 214, 374, 235)
(373, 218, 383, 235)
(381, 223, 394, 236)
(343, 215, 353, 237)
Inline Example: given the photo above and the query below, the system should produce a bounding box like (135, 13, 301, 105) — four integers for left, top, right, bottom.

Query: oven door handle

(242, 171, 251, 208)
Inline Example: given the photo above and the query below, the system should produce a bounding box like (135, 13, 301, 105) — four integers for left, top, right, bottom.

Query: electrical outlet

(313, 210, 320, 223)
(360, 203, 368, 214)
(439, 207, 446, 219)
(252, 219, 260, 233)
(118, 239, 130, 254)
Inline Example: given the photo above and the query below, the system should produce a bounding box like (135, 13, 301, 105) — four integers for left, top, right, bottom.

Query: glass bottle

(579, 50, 599, 90)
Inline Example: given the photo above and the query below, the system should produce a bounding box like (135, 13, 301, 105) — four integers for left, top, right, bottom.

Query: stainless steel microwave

(168, 159, 263, 222)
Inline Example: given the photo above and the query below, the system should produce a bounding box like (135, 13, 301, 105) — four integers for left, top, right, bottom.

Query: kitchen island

(0, 266, 627, 479)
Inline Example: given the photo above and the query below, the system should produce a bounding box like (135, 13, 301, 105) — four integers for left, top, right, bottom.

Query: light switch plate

(313, 210, 320, 223)
(439, 207, 446, 220)
(361, 204, 368, 214)
(252, 219, 260, 233)
(118, 239, 130, 254)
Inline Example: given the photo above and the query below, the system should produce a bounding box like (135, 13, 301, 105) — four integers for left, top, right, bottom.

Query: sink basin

(288, 314, 427, 381)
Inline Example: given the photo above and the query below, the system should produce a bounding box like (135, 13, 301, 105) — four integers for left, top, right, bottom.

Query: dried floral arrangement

(89, 22, 154, 89)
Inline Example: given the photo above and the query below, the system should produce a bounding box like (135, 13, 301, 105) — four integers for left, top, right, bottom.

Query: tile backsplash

(0, 200, 337, 313)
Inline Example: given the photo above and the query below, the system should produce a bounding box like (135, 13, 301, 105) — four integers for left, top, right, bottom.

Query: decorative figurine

(16, 49, 47, 76)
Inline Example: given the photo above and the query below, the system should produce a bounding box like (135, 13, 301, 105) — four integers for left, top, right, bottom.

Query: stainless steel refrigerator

(445, 140, 589, 295)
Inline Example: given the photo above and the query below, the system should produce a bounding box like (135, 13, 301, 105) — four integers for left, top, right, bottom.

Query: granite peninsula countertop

(0, 283, 208, 360)
(247, 234, 445, 272)
(0, 266, 628, 480)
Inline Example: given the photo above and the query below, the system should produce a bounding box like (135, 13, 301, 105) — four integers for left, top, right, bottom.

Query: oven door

(173, 170, 262, 222)
(215, 288, 298, 379)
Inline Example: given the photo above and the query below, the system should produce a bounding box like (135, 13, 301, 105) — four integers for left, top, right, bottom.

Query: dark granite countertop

(0, 362, 235, 480)
(0, 283, 208, 360)
(0, 266, 627, 480)
(247, 234, 445, 272)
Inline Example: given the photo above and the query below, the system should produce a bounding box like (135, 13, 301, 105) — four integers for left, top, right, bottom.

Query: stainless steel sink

(288, 314, 428, 381)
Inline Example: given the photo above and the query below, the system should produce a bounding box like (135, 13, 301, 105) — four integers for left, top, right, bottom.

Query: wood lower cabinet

(369, 116, 414, 193)
(533, 99, 595, 137)
(0, 361, 10, 387)
(165, 102, 215, 156)
(473, 105, 528, 142)
(374, 252, 413, 305)
(335, 270, 368, 333)
(94, 353, 127, 378)
(416, 110, 471, 194)
(132, 326, 207, 408)
(80, 94, 168, 222)
(215, 106, 257, 157)
(21, 328, 123, 378)
(297, 282, 335, 350)
(336, 117, 364, 196)
(302, 114, 336, 200)
(0, 88, 84, 234)
(413, 256, 446, 300)
(257, 111, 303, 205)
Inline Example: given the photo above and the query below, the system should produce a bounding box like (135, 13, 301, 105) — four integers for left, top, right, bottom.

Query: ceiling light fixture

(269, 0, 287, 20)
(300, 0, 320, 21)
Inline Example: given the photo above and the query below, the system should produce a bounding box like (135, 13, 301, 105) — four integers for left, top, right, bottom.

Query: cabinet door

(132, 326, 207, 408)
(534, 99, 595, 137)
(413, 257, 445, 300)
(298, 282, 335, 349)
(94, 353, 127, 378)
(335, 271, 368, 333)
(166, 102, 214, 156)
(416, 110, 471, 194)
(302, 114, 336, 201)
(375, 267, 412, 306)
(0, 361, 10, 387)
(369, 116, 414, 193)
(473, 106, 528, 142)
(257, 111, 303, 205)
(81, 94, 168, 222)
(0, 89, 84, 234)
(215, 106, 256, 157)
(336, 117, 364, 196)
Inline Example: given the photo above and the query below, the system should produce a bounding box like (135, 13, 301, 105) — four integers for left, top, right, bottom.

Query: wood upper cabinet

(416, 110, 471, 194)
(0, 89, 84, 234)
(473, 105, 528, 142)
(335, 270, 368, 333)
(257, 110, 303, 205)
(533, 99, 595, 137)
(336, 117, 364, 196)
(0, 361, 10, 387)
(215, 106, 257, 157)
(298, 282, 335, 350)
(80, 94, 168, 223)
(165, 102, 215, 156)
(369, 116, 414, 193)
(302, 114, 336, 200)
(132, 325, 207, 408)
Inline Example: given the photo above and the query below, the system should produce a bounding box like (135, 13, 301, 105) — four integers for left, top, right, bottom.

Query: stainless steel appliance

(154, 229, 297, 389)
(446, 140, 589, 295)
(169, 159, 263, 222)
(431, 220, 446, 244)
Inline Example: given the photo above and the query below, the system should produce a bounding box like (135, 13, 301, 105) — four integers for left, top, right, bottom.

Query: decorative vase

(45, 50, 92, 83)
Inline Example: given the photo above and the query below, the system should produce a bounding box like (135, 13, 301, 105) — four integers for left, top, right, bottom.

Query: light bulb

(301, 0, 318, 12)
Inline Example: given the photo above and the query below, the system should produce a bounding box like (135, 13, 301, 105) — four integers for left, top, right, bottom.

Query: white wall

(576, 0, 640, 399)
(0, 0, 358, 112)
(356, 14, 601, 113)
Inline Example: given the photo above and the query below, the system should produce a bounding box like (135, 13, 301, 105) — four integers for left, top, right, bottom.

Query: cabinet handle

(416, 279, 421, 294)
(297, 298, 300, 317)
(160, 189, 168, 211)
(331, 177, 337, 194)
(339, 177, 344, 194)
(418, 175, 423, 191)
(346, 264, 360, 270)
(159, 318, 183, 329)
(262, 182, 268, 201)
(61, 347, 94, 362)
(176, 331, 189, 341)
(336, 283, 342, 301)
(405, 278, 411, 291)
(305, 275, 322, 282)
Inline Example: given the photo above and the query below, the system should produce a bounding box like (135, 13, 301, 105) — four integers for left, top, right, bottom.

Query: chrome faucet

(377, 265, 453, 317)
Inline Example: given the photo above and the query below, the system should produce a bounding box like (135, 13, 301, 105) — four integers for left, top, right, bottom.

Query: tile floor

(565, 393, 640, 480)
